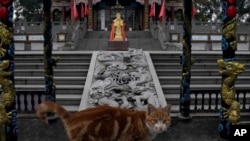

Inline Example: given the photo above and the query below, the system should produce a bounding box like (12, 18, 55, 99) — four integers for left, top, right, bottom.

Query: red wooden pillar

(144, 0, 149, 30)
(87, 0, 93, 30)
(171, 6, 175, 23)
(61, 6, 66, 22)
(70, 0, 75, 25)
(51, 12, 55, 22)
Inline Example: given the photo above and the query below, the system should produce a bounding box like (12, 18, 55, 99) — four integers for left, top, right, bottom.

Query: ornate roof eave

(53, 0, 70, 2)
(111, 0, 124, 11)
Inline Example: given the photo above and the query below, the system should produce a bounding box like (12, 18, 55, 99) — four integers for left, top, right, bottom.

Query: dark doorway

(93, 0, 143, 31)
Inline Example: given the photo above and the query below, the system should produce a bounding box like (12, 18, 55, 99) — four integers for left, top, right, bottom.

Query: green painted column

(0, 0, 17, 140)
(218, 0, 245, 139)
(179, 0, 192, 119)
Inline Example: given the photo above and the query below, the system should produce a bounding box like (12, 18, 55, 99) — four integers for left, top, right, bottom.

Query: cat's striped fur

(36, 101, 171, 141)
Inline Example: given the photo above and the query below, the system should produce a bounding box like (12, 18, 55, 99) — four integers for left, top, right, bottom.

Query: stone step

(13, 84, 83, 91)
(83, 31, 153, 39)
(14, 57, 91, 63)
(155, 69, 250, 76)
(56, 94, 82, 100)
(15, 76, 86, 85)
(77, 38, 162, 51)
(152, 58, 250, 64)
(150, 52, 250, 63)
(15, 69, 88, 76)
(15, 54, 92, 58)
(15, 62, 90, 69)
(158, 76, 250, 85)
(153, 62, 250, 69)
(161, 84, 250, 95)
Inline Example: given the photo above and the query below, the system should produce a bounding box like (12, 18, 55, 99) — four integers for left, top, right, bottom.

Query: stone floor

(18, 116, 223, 141)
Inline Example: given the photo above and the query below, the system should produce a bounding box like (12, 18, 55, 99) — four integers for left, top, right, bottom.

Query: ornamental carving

(87, 48, 161, 110)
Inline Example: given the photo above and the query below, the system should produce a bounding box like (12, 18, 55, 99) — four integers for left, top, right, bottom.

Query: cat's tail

(36, 101, 71, 123)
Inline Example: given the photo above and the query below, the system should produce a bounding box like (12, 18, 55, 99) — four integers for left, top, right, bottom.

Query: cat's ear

(147, 103, 156, 114)
(164, 104, 171, 114)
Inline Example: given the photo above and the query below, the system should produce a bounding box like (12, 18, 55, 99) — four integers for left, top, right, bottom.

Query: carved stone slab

(79, 49, 167, 111)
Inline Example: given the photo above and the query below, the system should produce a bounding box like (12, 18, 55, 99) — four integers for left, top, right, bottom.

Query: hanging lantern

(0, 0, 11, 6)
(0, 6, 8, 20)
(226, 5, 237, 18)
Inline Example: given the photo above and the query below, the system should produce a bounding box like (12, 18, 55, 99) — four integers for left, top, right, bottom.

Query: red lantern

(227, 0, 236, 5)
(0, 0, 11, 6)
(226, 6, 237, 18)
(0, 7, 8, 20)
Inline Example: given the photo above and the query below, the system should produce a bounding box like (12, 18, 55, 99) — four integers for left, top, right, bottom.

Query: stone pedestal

(108, 40, 129, 51)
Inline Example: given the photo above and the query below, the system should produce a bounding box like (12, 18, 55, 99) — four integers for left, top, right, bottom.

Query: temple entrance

(93, 0, 143, 31)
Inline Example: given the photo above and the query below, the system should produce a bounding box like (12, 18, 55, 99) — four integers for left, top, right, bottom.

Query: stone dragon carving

(88, 49, 160, 110)
(217, 59, 245, 123)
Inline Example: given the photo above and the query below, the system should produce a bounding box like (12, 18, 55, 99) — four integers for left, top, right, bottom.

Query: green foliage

(237, 1, 250, 22)
(17, 0, 43, 22)
(193, 0, 249, 23)
(193, 0, 220, 22)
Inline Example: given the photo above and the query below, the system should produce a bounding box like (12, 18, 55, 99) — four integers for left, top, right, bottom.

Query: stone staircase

(15, 51, 91, 112)
(75, 31, 163, 51)
(150, 51, 250, 114)
(15, 51, 250, 115)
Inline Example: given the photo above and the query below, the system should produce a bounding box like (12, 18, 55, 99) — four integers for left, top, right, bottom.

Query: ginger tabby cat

(37, 101, 171, 141)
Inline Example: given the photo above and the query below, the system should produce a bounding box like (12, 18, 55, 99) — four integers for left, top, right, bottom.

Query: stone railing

(13, 89, 250, 116)
(150, 21, 250, 51)
(13, 20, 88, 51)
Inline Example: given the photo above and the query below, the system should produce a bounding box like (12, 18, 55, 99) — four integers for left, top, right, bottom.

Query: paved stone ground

(18, 116, 223, 141)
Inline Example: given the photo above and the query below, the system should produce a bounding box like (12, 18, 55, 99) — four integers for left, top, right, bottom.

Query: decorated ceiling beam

(0, 0, 17, 141)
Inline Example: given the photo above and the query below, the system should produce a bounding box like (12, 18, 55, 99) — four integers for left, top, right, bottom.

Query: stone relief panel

(86, 48, 162, 110)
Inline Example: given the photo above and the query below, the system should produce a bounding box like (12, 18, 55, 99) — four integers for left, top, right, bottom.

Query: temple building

(52, 0, 183, 31)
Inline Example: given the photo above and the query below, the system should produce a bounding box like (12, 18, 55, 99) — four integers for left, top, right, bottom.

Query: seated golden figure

(110, 12, 126, 41)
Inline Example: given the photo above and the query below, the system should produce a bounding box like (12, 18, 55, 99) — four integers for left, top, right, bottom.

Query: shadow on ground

(18, 116, 223, 141)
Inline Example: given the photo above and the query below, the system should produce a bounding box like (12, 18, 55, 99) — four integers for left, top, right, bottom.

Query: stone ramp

(79, 51, 167, 111)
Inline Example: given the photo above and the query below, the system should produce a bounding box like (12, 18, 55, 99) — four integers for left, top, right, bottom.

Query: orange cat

(36, 101, 171, 141)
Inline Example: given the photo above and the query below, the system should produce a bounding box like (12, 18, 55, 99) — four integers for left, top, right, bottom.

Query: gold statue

(110, 12, 126, 41)
(217, 59, 245, 123)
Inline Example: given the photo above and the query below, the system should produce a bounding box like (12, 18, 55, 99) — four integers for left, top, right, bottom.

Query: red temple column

(87, 0, 93, 30)
(61, 6, 66, 22)
(70, 0, 75, 25)
(144, 0, 149, 30)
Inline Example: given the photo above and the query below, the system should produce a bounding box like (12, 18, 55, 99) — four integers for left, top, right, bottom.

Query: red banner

(158, 0, 165, 19)
(149, 2, 155, 17)
(192, 4, 197, 17)
(81, 3, 85, 18)
(85, 4, 89, 15)
(71, 0, 78, 19)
